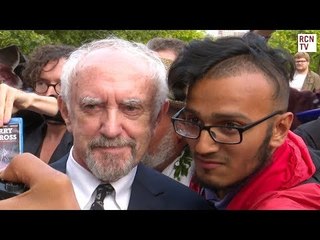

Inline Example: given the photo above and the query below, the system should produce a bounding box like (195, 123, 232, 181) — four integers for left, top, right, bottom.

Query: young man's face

(294, 57, 309, 72)
(185, 72, 279, 194)
(37, 58, 66, 97)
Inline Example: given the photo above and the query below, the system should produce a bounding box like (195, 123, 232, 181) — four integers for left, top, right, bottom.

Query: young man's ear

(270, 112, 293, 148)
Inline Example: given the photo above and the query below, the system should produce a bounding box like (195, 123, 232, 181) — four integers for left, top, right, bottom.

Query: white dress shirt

(66, 146, 137, 210)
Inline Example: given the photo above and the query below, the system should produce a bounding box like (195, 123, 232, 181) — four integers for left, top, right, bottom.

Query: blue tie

(90, 183, 114, 210)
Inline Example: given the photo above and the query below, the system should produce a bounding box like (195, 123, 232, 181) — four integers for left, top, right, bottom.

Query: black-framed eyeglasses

(34, 81, 61, 95)
(171, 107, 283, 145)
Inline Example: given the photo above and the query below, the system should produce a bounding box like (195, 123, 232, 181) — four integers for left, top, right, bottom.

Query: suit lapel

(128, 164, 165, 210)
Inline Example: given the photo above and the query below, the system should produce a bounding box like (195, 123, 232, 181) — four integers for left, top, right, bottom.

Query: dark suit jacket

(51, 154, 213, 210)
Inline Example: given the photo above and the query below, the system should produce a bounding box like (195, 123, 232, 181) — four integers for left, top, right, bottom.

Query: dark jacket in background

(294, 118, 320, 149)
(288, 88, 320, 130)
(15, 110, 73, 164)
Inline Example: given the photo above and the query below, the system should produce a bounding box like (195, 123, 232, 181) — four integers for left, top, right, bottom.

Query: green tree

(0, 30, 205, 56)
(0, 30, 51, 54)
(268, 30, 320, 72)
(111, 30, 205, 43)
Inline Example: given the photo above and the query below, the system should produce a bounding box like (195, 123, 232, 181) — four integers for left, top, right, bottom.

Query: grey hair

(60, 36, 168, 120)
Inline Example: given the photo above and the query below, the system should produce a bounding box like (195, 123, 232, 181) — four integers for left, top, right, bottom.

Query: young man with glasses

(169, 32, 320, 209)
(290, 52, 320, 92)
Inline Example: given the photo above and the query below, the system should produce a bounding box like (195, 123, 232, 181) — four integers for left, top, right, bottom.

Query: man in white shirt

(144, 38, 195, 187)
(291, 52, 320, 92)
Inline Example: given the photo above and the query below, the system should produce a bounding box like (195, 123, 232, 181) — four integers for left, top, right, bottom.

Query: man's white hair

(60, 36, 168, 120)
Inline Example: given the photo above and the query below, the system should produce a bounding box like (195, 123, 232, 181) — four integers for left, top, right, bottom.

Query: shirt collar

(66, 146, 137, 210)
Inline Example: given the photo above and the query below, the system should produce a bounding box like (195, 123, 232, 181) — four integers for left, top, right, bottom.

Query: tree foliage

(0, 30, 51, 54)
(111, 30, 205, 43)
(0, 30, 205, 55)
(2, 30, 319, 73)
(268, 30, 320, 72)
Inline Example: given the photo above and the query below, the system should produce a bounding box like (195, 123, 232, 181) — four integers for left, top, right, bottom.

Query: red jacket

(227, 131, 320, 210)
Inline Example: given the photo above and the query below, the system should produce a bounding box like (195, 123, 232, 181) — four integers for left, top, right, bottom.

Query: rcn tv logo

(297, 34, 317, 52)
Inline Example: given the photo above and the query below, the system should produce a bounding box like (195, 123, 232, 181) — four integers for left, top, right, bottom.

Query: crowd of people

(0, 32, 320, 210)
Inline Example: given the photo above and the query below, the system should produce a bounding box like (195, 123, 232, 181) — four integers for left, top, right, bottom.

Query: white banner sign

(297, 34, 317, 52)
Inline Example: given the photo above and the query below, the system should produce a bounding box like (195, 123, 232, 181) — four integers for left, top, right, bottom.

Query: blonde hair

(294, 52, 310, 62)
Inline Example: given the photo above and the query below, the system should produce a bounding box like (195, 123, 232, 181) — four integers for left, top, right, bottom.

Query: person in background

(287, 52, 320, 130)
(168, 32, 320, 209)
(146, 37, 186, 62)
(143, 66, 193, 186)
(12, 44, 75, 164)
(0, 45, 27, 89)
(290, 52, 320, 92)
(0, 37, 213, 210)
(0, 83, 59, 128)
(144, 38, 194, 186)
(251, 31, 320, 131)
